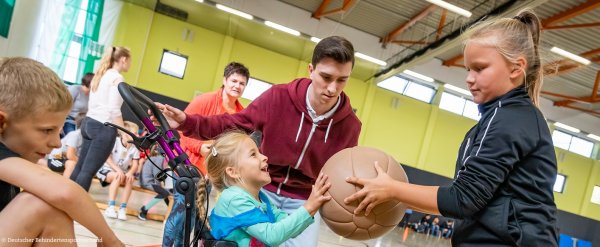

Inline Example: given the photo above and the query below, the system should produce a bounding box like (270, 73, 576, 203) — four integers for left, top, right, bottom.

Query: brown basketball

(319, 146, 409, 240)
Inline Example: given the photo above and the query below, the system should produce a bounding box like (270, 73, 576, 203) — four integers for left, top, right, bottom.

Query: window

(58, 0, 103, 84)
(569, 136, 594, 157)
(404, 81, 436, 103)
(552, 130, 572, 150)
(159, 50, 188, 79)
(591, 186, 600, 205)
(377, 76, 435, 103)
(553, 174, 566, 193)
(241, 78, 272, 101)
(62, 0, 89, 82)
(439, 92, 480, 120)
(377, 76, 409, 94)
(552, 130, 595, 157)
(463, 100, 480, 120)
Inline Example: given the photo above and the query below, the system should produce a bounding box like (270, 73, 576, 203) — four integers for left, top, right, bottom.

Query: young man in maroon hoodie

(158, 36, 361, 246)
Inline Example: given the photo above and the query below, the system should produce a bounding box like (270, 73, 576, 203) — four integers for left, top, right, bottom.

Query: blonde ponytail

(466, 9, 543, 107)
(195, 177, 209, 225)
(91, 46, 131, 92)
(515, 10, 543, 107)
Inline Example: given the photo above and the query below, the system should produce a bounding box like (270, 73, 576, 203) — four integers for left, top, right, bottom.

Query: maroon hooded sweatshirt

(178, 78, 362, 199)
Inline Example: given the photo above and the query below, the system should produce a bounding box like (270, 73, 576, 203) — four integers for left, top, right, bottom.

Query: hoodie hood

(288, 78, 355, 126)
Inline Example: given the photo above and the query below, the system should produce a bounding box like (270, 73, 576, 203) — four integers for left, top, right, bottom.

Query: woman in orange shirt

(163, 62, 249, 246)
(179, 62, 249, 174)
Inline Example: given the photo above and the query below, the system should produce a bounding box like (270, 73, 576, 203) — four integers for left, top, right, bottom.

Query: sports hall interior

(1, 0, 599, 246)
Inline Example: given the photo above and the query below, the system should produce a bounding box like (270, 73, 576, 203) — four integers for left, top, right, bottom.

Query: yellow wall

(580, 160, 600, 220)
(113, 4, 600, 221)
(553, 149, 598, 216)
(112, 3, 153, 89)
(423, 110, 476, 177)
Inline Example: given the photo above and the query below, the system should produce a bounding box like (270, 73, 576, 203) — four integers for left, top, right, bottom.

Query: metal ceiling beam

(375, 0, 549, 81)
(381, 5, 437, 47)
(444, 1, 600, 68)
(541, 0, 600, 27)
(312, 0, 356, 20)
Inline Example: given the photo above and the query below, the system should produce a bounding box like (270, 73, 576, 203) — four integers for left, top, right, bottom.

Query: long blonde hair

(91, 46, 131, 92)
(465, 10, 543, 106)
(195, 131, 249, 222)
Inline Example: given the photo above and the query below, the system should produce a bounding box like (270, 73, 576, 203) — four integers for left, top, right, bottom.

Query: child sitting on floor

(96, 121, 140, 221)
(138, 145, 171, 221)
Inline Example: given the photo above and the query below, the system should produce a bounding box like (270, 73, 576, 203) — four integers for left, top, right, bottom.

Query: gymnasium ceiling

(120, 0, 600, 135)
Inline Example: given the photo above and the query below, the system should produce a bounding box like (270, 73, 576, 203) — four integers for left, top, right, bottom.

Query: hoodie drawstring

(295, 112, 304, 142)
(324, 119, 333, 143)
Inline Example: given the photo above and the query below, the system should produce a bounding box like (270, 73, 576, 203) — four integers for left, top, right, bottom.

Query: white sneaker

(104, 206, 117, 218)
(117, 207, 127, 221)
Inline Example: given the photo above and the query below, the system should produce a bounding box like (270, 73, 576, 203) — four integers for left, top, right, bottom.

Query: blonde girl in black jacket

(344, 9, 558, 246)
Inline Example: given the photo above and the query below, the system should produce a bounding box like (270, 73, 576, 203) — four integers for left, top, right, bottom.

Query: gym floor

(75, 181, 451, 247)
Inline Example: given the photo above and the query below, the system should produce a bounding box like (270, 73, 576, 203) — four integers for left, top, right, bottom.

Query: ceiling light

(444, 84, 471, 96)
(550, 47, 591, 65)
(355, 52, 387, 66)
(587, 134, 600, 142)
(264, 21, 301, 36)
(310, 37, 321, 43)
(426, 0, 472, 18)
(403, 70, 434, 82)
(216, 4, 253, 20)
(195, 0, 203, 3)
(554, 122, 580, 133)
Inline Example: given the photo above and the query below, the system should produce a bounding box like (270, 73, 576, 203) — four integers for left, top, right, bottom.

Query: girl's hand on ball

(304, 172, 332, 216)
(344, 162, 397, 216)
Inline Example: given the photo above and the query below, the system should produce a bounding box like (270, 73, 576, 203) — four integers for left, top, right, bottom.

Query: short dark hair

(81, 72, 94, 87)
(223, 62, 250, 81)
(312, 36, 355, 67)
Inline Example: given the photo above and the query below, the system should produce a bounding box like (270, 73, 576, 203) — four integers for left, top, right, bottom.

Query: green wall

(113, 3, 600, 221)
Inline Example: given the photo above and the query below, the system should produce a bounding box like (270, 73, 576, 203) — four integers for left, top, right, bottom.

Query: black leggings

(70, 117, 117, 191)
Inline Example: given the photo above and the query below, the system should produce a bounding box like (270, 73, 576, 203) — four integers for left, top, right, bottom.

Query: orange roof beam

(544, 22, 600, 30)
(542, 0, 600, 27)
(544, 48, 600, 76)
(382, 5, 437, 45)
(561, 105, 600, 116)
(542, 91, 600, 104)
(391, 40, 431, 45)
(592, 70, 600, 99)
(436, 9, 448, 40)
(312, 0, 356, 20)
(442, 54, 463, 67)
(543, 72, 600, 104)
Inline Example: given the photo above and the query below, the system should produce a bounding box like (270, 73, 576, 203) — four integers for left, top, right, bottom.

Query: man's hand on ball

(344, 161, 397, 216)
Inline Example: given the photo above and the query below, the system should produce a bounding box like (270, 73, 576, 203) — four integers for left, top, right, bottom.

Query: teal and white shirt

(210, 186, 314, 247)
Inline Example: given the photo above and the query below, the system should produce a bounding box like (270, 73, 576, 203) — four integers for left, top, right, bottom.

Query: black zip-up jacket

(437, 87, 559, 246)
